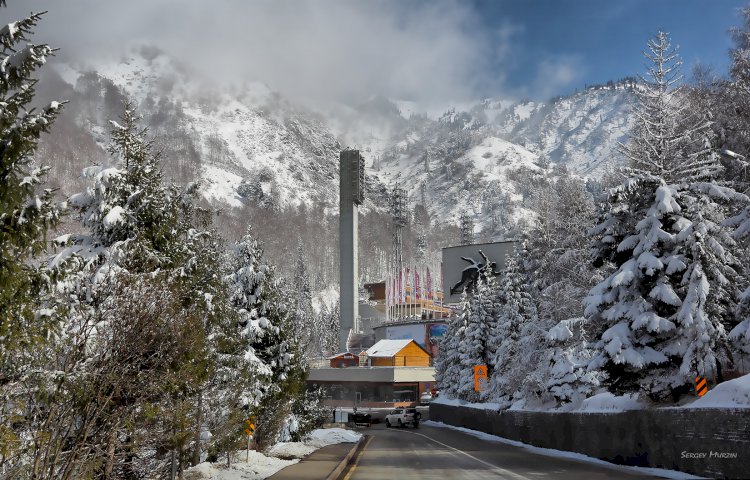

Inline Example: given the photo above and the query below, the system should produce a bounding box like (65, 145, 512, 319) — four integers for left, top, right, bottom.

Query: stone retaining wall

(429, 402, 749, 479)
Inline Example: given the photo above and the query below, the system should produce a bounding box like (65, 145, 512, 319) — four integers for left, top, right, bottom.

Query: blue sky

(5, 0, 750, 108)
(472, 0, 748, 99)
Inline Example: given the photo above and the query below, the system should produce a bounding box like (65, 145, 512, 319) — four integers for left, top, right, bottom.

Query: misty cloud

(530, 55, 587, 100)
(5, 0, 526, 109)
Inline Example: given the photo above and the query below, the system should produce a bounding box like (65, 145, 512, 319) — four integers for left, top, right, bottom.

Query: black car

(350, 410, 372, 427)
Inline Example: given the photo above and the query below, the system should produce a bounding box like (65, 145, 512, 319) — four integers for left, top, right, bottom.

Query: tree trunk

(191, 393, 203, 466)
(104, 423, 118, 479)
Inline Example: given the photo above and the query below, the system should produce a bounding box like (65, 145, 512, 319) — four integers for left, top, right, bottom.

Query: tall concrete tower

(339, 149, 365, 352)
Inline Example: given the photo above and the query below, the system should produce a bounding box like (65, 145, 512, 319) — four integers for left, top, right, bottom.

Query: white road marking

(401, 429, 532, 480)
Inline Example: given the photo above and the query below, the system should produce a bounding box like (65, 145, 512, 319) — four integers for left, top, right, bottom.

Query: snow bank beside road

(270, 428, 362, 458)
(185, 428, 361, 480)
(434, 375, 750, 412)
(431, 396, 504, 411)
(577, 392, 647, 412)
(681, 374, 750, 409)
(186, 451, 296, 480)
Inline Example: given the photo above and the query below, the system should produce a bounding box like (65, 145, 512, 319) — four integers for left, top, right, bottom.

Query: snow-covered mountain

(491, 82, 635, 176)
(43, 48, 636, 236)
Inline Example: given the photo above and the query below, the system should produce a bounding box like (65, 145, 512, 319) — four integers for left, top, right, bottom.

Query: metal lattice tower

(459, 210, 474, 246)
(391, 186, 408, 273)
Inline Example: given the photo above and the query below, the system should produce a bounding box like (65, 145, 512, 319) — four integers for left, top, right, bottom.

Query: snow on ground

(270, 428, 362, 459)
(434, 393, 648, 413)
(423, 421, 703, 480)
(431, 396, 504, 411)
(576, 392, 648, 412)
(186, 450, 296, 480)
(200, 165, 245, 209)
(679, 374, 750, 409)
(185, 428, 361, 480)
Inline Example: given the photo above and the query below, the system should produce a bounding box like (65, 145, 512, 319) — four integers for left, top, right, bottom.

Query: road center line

(342, 435, 372, 480)
(401, 430, 532, 480)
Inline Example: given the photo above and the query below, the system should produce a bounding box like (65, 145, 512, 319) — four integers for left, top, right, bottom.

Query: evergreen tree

(726, 202, 750, 355)
(292, 237, 314, 358)
(545, 317, 600, 404)
(457, 271, 496, 402)
(587, 179, 746, 400)
(586, 32, 747, 402)
(40, 105, 232, 476)
(434, 291, 468, 399)
(226, 228, 308, 452)
(0, 8, 63, 378)
(622, 31, 721, 184)
(486, 245, 539, 404)
(0, 7, 64, 474)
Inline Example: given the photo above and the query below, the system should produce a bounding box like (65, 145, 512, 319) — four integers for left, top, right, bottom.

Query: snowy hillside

(493, 83, 635, 176)
(53, 49, 352, 213)
(45, 48, 635, 236)
(375, 134, 541, 234)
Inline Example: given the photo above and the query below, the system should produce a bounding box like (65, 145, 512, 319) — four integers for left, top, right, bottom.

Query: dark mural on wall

(449, 250, 503, 295)
(442, 242, 517, 303)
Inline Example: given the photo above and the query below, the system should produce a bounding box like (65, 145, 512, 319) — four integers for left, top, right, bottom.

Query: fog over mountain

(8, 0, 538, 112)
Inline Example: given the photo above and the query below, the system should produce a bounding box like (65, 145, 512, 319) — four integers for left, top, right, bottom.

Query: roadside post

(245, 417, 255, 461)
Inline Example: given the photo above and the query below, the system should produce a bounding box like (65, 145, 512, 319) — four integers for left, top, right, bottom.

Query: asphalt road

(343, 422, 662, 480)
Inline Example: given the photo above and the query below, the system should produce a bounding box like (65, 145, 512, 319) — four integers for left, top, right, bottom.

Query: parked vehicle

(419, 391, 433, 405)
(406, 407, 422, 422)
(385, 408, 419, 428)
(350, 408, 372, 427)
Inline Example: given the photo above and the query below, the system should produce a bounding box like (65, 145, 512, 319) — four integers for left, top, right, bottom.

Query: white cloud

(530, 55, 587, 100)
(6, 0, 523, 109)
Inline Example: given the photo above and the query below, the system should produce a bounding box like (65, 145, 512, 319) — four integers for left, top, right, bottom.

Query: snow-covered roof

(365, 339, 413, 358)
(327, 352, 358, 360)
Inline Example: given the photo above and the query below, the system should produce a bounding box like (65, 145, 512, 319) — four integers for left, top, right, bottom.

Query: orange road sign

(245, 418, 255, 435)
(474, 365, 488, 392)
(695, 377, 708, 397)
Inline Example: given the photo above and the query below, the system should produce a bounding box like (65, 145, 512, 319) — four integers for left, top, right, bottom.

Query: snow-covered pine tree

(586, 31, 748, 402)
(545, 317, 600, 404)
(667, 183, 747, 383)
(0, 8, 63, 377)
(41, 104, 235, 476)
(585, 180, 683, 400)
(226, 228, 308, 452)
(725, 201, 750, 356)
(527, 173, 598, 325)
(587, 167, 746, 401)
(292, 237, 315, 358)
(711, 6, 750, 193)
(486, 245, 539, 405)
(0, 7, 64, 475)
(434, 290, 468, 399)
(622, 31, 722, 184)
(457, 270, 496, 402)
